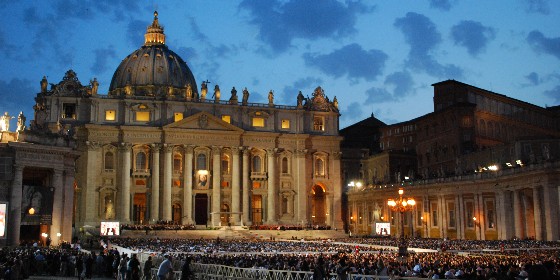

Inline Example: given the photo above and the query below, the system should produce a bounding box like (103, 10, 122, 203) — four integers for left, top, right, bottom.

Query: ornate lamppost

(387, 188, 416, 255)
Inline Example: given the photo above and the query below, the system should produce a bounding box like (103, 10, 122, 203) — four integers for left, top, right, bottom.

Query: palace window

(252, 117, 265, 127)
(281, 119, 290, 129)
(313, 116, 324, 131)
(314, 157, 325, 176)
(174, 112, 183, 122)
(62, 103, 77, 119)
(104, 151, 114, 170)
(105, 110, 116, 121)
(196, 153, 207, 170)
(252, 155, 262, 173)
(222, 115, 231, 124)
(135, 151, 147, 171)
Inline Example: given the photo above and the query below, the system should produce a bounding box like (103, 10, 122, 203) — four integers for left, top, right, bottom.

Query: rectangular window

(105, 110, 116, 121)
(466, 202, 474, 228)
(252, 117, 264, 127)
(281, 119, 290, 129)
(448, 208, 456, 228)
(222, 115, 231, 123)
(416, 203, 423, 226)
(486, 201, 495, 229)
(135, 111, 150, 122)
(431, 203, 438, 227)
(62, 103, 77, 119)
(313, 116, 324, 131)
(174, 112, 183, 122)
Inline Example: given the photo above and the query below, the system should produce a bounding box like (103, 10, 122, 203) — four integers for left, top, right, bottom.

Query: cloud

(303, 44, 388, 81)
(239, 0, 372, 53)
(365, 88, 394, 104)
(126, 19, 148, 47)
(90, 46, 117, 74)
(525, 72, 541, 86)
(340, 101, 365, 123)
(0, 78, 36, 122)
(364, 71, 415, 104)
(429, 0, 455, 11)
(524, 0, 550, 15)
(0, 30, 16, 59)
(394, 12, 463, 78)
(451, 20, 495, 56)
(543, 85, 560, 103)
(281, 77, 324, 105)
(527, 31, 560, 60)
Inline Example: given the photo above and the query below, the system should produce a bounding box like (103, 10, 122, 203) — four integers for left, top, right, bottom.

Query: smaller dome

(108, 11, 198, 98)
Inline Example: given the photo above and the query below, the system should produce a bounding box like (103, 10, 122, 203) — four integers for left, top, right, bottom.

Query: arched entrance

(311, 185, 326, 225)
(194, 194, 208, 225)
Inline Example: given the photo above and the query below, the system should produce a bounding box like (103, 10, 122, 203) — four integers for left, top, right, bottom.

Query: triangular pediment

(164, 112, 244, 132)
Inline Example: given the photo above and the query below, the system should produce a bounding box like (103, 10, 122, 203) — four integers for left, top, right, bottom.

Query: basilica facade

(27, 12, 342, 236)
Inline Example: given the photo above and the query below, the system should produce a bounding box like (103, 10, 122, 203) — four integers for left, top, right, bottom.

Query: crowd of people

(1, 235, 559, 279)
(121, 222, 196, 231)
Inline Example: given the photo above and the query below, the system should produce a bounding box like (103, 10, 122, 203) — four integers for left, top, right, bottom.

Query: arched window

(315, 158, 325, 176)
(281, 157, 289, 174)
(104, 151, 114, 170)
(173, 153, 182, 173)
(252, 156, 262, 173)
(197, 153, 207, 170)
(136, 151, 147, 171)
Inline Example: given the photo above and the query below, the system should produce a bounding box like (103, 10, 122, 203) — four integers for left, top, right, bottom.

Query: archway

(311, 185, 326, 225)
(194, 194, 208, 225)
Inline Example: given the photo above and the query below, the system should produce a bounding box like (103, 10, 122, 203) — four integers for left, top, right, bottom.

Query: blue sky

(0, 0, 559, 129)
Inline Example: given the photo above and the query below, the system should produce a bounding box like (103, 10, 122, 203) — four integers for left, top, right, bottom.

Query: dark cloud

(126, 20, 148, 47)
(429, 0, 455, 11)
(394, 12, 463, 78)
(281, 77, 323, 105)
(385, 71, 414, 99)
(0, 30, 16, 59)
(527, 31, 560, 60)
(524, 0, 550, 15)
(525, 72, 541, 86)
(239, 0, 372, 53)
(543, 85, 560, 103)
(303, 44, 388, 81)
(451, 20, 495, 56)
(90, 46, 117, 74)
(340, 101, 365, 123)
(0, 79, 36, 125)
(365, 88, 394, 104)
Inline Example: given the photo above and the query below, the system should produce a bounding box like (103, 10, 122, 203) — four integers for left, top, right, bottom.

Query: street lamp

(387, 188, 416, 255)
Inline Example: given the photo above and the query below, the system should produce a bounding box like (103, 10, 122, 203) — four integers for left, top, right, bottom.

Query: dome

(109, 11, 198, 98)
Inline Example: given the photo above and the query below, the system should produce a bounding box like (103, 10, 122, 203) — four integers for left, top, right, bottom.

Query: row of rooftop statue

(39, 73, 338, 110)
(0, 111, 26, 132)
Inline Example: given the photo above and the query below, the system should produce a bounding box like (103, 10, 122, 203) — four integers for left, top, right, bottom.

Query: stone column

(513, 190, 523, 238)
(542, 185, 559, 241)
(50, 169, 64, 245)
(496, 191, 505, 240)
(9, 165, 24, 246)
(162, 144, 173, 221)
(231, 147, 241, 224)
(183, 145, 194, 225)
(150, 144, 161, 223)
(473, 193, 481, 240)
(84, 141, 101, 224)
(266, 148, 277, 224)
(119, 143, 132, 223)
(211, 146, 221, 226)
(454, 195, 461, 239)
(295, 149, 307, 224)
(440, 196, 447, 239)
(242, 148, 250, 225)
(457, 195, 464, 239)
(62, 167, 75, 244)
(532, 186, 543, 240)
(331, 152, 343, 229)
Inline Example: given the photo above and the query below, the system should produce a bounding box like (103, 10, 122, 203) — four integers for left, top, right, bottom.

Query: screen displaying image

(100, 221, 120, 236)
(374, 222, 391, 236)
(0, 203, 6, 238)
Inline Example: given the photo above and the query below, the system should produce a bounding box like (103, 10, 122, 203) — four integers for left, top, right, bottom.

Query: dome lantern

(144, 11, 165, 46)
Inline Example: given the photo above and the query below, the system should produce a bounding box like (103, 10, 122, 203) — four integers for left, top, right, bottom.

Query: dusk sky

(0, 1, 559, 129)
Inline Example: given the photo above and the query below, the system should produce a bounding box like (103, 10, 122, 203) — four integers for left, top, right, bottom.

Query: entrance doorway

(251, 195, 262, 225)
(311, 185, 326, 225)
(133, 193, 147, 224)
(194, 194, 208, 225)
(20, 225, 41, 245)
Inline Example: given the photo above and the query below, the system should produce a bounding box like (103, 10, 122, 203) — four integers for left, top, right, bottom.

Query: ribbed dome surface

(108, 11, 198, 98)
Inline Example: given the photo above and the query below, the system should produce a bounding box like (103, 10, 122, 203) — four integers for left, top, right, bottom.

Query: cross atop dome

(144, 11, 165, 46)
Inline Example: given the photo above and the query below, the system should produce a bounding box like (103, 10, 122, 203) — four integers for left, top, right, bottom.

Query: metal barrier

(151, 263, 426, 280)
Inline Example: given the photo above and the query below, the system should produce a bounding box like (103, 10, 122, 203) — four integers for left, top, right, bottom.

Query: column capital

(118, 142, 132, 150)
(211, 146, 222, 153)
(231, 146, 240, 153)
(85, 141, 102, 151)
(266, 148, 278, 156)
(162, 144, 174, 153)
(150, 143, 162, 151)
(295, 149, 308, 157)
(332, 151, 342, 160)
(183, 144, 195, 154)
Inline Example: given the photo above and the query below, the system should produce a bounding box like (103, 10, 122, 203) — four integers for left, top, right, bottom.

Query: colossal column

(331, 151, 343, 229)
(84, 141, 101, 224)
(242, 148, 250, 225)
(119, 143, 132, 223)
(513, 190, 523, 238)
(295, 149, 307, 224)
(266, 148, 277, 224)
(162, 144, 173, 221)
(532, 186, 543, 240)
(9, 165, 24, 246)
(211, 146, 221, 226)
(231, 147, 241, 224)
(62, 167, 75, 243)
(50, 169, 64, 245)
(183, 145, 194, 225)
(150, 144, 161, 223)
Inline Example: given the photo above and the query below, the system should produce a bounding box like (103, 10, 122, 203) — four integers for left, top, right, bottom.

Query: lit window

(252, 117, 264, 127)
(313, 116, 324, 131)
(105, 110, 116, 121)
(174, 112, 183, 122)
(136, 111, 150, 122)
(281, 119, 290, 129)
(222, 115, 231, 123)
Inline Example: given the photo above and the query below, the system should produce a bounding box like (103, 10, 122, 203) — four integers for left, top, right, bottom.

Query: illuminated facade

(28, 12, 343, 234)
